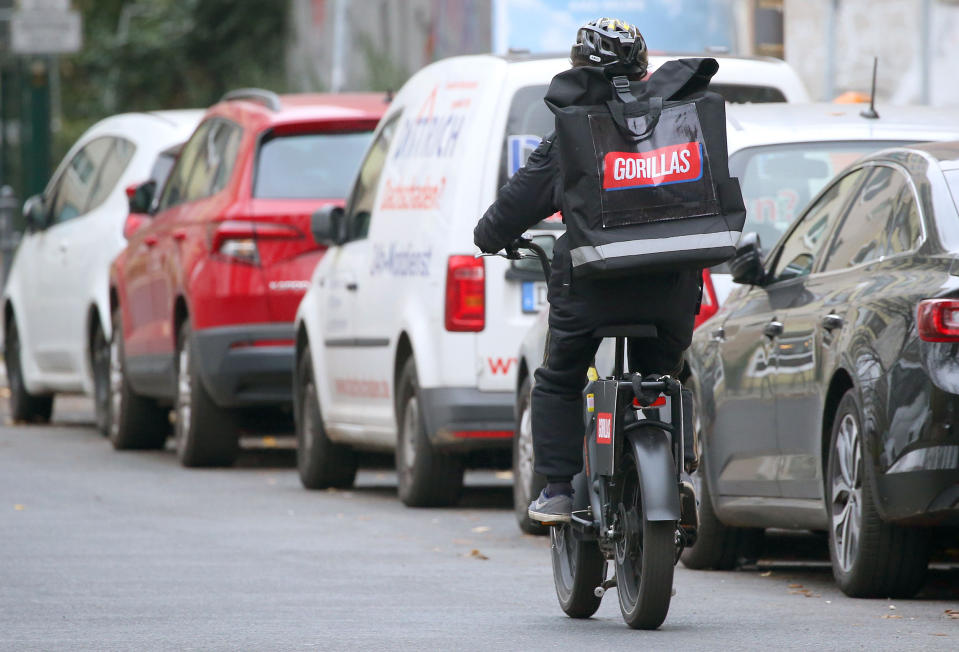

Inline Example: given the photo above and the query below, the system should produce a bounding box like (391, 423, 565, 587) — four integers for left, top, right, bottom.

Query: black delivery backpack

(545, 58, 746, 278)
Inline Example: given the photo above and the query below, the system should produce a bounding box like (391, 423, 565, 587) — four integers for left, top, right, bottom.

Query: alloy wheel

(108, 330, 123, 440)
(401, 396, 419, 475)
(176, 344, 192, 443)
(830, 413, 863, 573)
(517, 401, 535, 496)
(300, 379, 317, 455)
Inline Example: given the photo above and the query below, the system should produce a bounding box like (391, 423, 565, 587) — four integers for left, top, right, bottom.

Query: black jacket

(473, 133, 561, 254)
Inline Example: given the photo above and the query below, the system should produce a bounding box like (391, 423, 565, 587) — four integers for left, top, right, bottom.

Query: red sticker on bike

(602, 142, 703, 191)
(597, 412, 612, 444)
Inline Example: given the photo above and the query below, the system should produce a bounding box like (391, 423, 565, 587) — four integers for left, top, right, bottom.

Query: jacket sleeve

(473, 133, 560, 253)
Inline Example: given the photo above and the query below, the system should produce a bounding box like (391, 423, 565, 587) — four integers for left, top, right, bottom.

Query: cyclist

(473, 18, 702, 523)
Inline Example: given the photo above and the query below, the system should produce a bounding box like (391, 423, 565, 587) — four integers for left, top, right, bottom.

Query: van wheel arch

(173, 296, 189, 348)
(821, 369, 855, 495)
(394, 332, 413, 418)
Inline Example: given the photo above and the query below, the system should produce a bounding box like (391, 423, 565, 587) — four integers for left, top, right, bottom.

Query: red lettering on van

(487, 357, 517, 375)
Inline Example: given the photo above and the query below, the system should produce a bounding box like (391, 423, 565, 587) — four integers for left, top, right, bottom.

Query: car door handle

(345, 282, 358, 291)
(763, 320, 784, 338)
(144, 235, 158, 247)
(822, 314, 844, 331)
(710, 326, 725, 342)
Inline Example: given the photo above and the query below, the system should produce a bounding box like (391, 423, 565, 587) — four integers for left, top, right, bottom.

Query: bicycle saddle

(591, 324, 658, 339)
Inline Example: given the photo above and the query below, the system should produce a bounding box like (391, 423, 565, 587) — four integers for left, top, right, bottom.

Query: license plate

(521, 281, 547, 313)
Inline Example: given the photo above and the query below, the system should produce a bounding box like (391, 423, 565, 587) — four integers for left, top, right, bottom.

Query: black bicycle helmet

(570, 17, 648, 76)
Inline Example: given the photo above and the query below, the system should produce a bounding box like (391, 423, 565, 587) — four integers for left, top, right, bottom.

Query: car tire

(827, 390, 931, 598)
(4, 316, 53, 423)
(513, 374, 547, 535)
(680, 396, 763, 570)
(295, 344, 357, 489)
(174, 318, 239, 468)
(92, 319, 111, 436)
(107, 308, 168, 450)
(395, 357, 464, 507)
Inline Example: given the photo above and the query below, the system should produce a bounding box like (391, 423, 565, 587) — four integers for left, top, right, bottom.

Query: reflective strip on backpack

(570, 231, 741, 267)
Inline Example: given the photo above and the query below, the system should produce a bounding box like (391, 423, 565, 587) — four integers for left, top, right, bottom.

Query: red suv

(108, 89, 385, 466)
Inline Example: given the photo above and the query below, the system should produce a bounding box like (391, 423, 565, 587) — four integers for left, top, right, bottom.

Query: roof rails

(220, 88, 282, 111)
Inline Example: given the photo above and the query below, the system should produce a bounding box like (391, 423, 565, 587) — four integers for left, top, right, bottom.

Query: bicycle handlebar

(508, 237, 552, 282)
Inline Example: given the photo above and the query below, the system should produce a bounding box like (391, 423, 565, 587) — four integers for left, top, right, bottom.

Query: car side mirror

(127, 180, 156, 216)
(311, 205, 345, 246)
(730, 232, 766, 285)
(23, 194, 46, 231)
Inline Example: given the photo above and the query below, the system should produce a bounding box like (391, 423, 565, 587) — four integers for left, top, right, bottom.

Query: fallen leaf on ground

(471, 526, 490, 533)
(945, 610, 959, 619)
(262, 436, 277, 448)
(451, 538, 472, 545)
(759, 571, 772, 577)
(13, 504, 24, 511)
(933, 633, 948, 636)
(882, 614, 902, 619)
(788, 583, 803, 588)
(466, 549, 488, 560)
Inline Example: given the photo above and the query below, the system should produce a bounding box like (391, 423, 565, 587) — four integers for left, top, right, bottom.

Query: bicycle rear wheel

(550, 523, 604, 618)
(615, 450, 676, 629)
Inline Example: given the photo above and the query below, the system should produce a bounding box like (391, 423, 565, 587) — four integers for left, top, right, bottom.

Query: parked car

(290, 51, 806, 507)
(682, 141, 959, 597)
(511, 103, 959, 533)
(2, 110, 202, 427)
(108, 90, 385, 466)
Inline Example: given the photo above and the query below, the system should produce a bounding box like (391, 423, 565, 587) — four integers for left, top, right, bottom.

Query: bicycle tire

(550, 523, 604, 618)
(615, 450, 676, 629)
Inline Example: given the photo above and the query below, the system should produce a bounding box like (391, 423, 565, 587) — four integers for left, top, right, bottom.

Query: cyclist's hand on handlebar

(504, 237, 531, 260)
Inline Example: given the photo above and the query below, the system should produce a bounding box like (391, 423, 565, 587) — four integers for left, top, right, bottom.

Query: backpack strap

(646, 58, 719, 100)
(606, 85, 663, 144)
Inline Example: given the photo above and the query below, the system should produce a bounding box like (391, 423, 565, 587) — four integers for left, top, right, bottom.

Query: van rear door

(475, 82, 560, 392)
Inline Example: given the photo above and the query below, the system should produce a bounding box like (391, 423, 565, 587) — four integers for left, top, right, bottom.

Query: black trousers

(530, 238, 701, 479)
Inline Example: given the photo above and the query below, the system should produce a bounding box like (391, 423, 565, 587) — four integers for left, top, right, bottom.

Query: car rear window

(254, 131, 373, 199)
(710, 83, 787, 103)
(726, 141, 910, 253)
(944, 169, 959, 212)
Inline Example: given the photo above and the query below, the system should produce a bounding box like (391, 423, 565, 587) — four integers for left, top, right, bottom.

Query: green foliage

(55, 0, 289, 160)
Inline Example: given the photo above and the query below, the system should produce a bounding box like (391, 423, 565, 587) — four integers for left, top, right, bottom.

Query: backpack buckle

(611, 76, 630, 89)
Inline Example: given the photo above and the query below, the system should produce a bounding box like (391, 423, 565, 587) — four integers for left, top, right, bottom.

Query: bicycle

(482, 237, 699, 629)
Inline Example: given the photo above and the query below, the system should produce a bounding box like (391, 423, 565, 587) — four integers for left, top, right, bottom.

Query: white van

(293, 52, 810, 506)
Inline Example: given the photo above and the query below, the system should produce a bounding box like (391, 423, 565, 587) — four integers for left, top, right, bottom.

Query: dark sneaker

(528, 488, 572, 524)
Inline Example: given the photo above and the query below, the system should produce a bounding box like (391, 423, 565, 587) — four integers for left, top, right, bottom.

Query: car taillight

(445, 255, 485, 332)
(694, 269, 719, 329)
(210, 220, 302, 266)
(917, 298, 959, 342)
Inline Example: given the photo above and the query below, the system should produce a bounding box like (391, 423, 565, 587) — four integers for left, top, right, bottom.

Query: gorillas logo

(603, 142, 703, 191)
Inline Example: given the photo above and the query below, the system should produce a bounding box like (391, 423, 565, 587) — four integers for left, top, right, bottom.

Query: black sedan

(682, 142, 959, 598)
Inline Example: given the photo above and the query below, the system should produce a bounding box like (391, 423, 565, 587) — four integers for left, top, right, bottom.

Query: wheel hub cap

(831, 413, 863, 573)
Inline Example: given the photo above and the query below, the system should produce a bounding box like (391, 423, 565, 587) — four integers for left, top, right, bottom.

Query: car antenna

(860, 57, 880, 120)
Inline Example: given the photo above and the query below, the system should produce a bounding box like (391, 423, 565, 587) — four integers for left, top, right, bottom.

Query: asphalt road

(1, 396, 957, 651)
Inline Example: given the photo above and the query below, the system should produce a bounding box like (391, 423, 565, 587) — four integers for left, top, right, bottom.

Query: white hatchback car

(512, 102, 959, 532)
(3, 110, 201, 427)
(292, 52, 809, 508)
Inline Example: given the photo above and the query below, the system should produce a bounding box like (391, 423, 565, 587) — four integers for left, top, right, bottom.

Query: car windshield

(727, 141, 910, 253)
(254, 131, 373, 199)
(944, 169, 959, 211)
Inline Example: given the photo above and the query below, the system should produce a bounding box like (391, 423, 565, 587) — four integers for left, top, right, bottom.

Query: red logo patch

(597, 412, 612, 444)
(603, 142, 703, 191)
